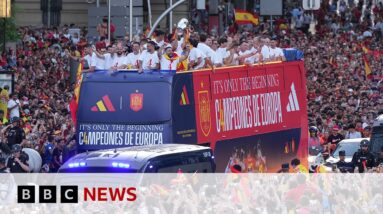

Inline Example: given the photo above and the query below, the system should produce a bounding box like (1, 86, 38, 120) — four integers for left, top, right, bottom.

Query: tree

(0, 0, 19, 52)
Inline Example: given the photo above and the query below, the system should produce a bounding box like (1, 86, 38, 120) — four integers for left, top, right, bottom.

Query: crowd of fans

(0, 0, 382, 173)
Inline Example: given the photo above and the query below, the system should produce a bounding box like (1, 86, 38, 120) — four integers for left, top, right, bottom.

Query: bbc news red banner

(192, 62, 308, 160)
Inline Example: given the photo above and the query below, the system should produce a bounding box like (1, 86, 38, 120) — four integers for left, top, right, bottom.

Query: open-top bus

(76, 60, 308, 172)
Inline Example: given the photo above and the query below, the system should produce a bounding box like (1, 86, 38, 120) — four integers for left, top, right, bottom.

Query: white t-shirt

(126, 52, 141, 69)
(216, 47, 230, 65)
(189, 48, 204, 69)
(104, 53, 115, 69)
(197, 43, 216, 60)
(175, 47, 183, 56)
(63, 33, 71, 39)
(231, 53, 240, 66)
(269, 47, 284, 61)
(261, 45, 270, 60)
(238, 50, 252, 63)
(91, 53, 106, 70)
(71, 37, 79, 45)
(154, 40, 165, 48)
(112, 55, 128, 68)
(7, 99, 20, 118)
(160, 55, 180, 71)
(346, 131, 362, 139)
(139, 50, 159, 70)
(84, 54, 92, 68)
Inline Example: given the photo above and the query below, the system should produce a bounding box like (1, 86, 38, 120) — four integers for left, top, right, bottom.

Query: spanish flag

(70, 63, 83, 126)
(235, 9, 259, 25)
(363, 56, 372, 77)
(361, 45, 369, 54)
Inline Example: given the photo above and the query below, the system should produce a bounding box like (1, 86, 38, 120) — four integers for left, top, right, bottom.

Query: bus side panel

(172, 73, 198, 144)
(192, 72, 216, 146)
(214, 128, 301, 172)
(284, 62, 309, 166)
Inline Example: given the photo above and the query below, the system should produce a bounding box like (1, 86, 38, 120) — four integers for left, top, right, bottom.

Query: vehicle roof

(339, 138, 370, 144)
(82, 70, 174, 83)
(373, 114, 383, 127)
(62, 144, 211, 170)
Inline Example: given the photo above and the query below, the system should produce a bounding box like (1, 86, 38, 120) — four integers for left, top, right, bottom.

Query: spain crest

(198, 91, 211, 137)
(130, 91, 143, 112)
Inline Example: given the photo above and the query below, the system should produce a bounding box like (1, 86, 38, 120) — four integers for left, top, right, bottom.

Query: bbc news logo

(18, 186, 137, 203)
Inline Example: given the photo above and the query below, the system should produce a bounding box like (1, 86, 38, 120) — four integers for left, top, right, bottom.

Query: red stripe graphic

(91, 106, 98, 112)
(183, 85, 190, 104)
(102, 95, 116, 112)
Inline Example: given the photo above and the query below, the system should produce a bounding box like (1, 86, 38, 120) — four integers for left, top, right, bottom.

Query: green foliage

(0, 1, 20, 49)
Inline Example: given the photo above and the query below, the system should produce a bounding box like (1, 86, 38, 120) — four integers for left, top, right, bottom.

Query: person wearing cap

(345, 124, 362, 139)
(138, 41, 160, 73)
(308, 126, 321, 147)
(326, 126, 344, 151)
(351, 139, 375, 173)
(335, 150, 353, 173)
(160, 45, 188, 71)
(5, 117, 25, 151)
(0, 155, 7, 173)
(268, 37, 286, 62)
(277, 163, 290, 173)
(6, 144, 29, 173)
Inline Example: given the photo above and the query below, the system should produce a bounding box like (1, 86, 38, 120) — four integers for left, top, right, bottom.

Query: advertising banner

(193, 62, 308, 150)
(77, 123, 170, 150)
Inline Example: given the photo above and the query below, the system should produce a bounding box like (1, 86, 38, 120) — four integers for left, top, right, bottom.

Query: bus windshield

(77, 82, 172, 124)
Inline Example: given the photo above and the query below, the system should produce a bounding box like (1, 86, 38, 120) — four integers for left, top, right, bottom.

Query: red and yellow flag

(70, 63, 83, 126)
(235, 9, 259, 25)
(363, 56, 372, 77)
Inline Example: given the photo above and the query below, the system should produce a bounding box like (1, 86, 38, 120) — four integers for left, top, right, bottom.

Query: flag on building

(234, 9, 259, 25)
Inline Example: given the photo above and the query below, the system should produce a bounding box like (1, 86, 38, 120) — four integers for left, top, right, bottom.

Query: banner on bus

(77, 123, 171, 150)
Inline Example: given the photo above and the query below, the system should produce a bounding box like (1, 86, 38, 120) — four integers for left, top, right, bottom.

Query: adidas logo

(286, 83, 300, 112)
(91, 95, 116, 112)
(179, 85, 190, 106)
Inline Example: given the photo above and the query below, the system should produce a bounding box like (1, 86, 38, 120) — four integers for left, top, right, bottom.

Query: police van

(371, 114, 383, 157)
(58, 144, 216, 173)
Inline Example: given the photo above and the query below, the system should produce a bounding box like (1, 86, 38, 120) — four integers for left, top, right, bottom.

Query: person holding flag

(160, 45, 189, 71)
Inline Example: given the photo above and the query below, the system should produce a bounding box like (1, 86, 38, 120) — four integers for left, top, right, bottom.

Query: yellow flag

(363, 56, 371, 77)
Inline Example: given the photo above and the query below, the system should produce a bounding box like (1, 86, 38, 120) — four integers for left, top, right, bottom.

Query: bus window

(145, 151, 215, 173)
